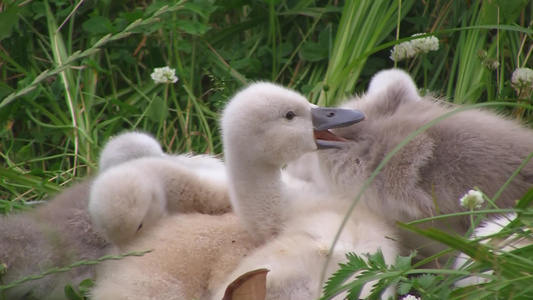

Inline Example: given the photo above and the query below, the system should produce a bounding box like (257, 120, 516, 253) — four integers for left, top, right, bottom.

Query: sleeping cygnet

(90, 82, 399, 300)
(288, 68, 533, 263)
(98, 131, 166, 171)
(0, 130, 217, 300)
(0, 131, 176, 299)
(0, 180, 109, 300)
(90, 129, 232, 248)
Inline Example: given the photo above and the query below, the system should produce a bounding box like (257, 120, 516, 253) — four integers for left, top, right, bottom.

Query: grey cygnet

(290, 69, 533, 263)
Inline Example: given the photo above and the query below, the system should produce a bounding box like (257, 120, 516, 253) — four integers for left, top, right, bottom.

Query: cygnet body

(0, 180, 109, 300)
(89, 155, 231, 248)
(0, 130, 208, 299)
(98, 131, 166, 171)
(215, 82, 398, 299)
(90, 83, 399, 299)
(288, 69, 533, 262)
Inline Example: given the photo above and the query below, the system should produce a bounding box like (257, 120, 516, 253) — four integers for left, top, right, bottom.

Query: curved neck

(226, 152, 287, 241)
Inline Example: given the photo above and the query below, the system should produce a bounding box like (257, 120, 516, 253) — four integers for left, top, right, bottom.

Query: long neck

(226, 152, 287, 242)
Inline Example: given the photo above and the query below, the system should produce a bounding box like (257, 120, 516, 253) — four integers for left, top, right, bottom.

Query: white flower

(460, 189, 484, 210)
(402, 295, 421, 300)
(482, 58, 500, 71)
(151, 66, 178, 84)
(511, 68, 533, 89)
(477, 50, 500, 71)
(410, 33, 439, 53)
(390, 33, 439, 62)
(390, 42, 416, 62)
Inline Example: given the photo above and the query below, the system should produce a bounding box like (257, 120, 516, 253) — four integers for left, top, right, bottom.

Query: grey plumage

(0, 131, 165, 299)
(0, 180, 109, 300)
(300, 69, 533, 261)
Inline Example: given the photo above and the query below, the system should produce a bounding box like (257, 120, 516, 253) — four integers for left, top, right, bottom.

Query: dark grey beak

(311, 107, 365, 149)
(311, 107, 365, 130)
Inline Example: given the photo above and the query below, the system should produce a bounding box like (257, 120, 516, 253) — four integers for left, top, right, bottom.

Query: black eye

(285, 111, 296, 120)
(137, 223, 143, 231)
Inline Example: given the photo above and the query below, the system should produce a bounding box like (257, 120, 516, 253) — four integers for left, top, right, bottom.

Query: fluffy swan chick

(221, 81, 366, 241)
(89, 155, 231, 248)
(90, 82, 398, 300)
(99, 130, 226, 178)
(98, 131, 166, 171)
(0, 132, 162, 299)
(0, 180, 109, 300)
(217, 82, 398, 299)
(90, 213, 257, 300)
(91, 130, 230, 247)
(453, 213, 533, 287)
(291, 68, 533, 260)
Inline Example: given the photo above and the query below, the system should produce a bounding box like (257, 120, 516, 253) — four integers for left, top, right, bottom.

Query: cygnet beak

(311, 107, 365, 149)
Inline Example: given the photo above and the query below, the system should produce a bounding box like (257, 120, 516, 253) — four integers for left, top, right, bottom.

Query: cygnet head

(221, 82, 365, 166)
(89, 163, 166, 247)
(99, 131, 164, 171)
(366, 68, 421, 101)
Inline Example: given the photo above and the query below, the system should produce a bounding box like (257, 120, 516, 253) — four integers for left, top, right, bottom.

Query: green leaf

(176, 19, 211, 35)
(277, 42, 293, 59)
(183, 1, 217, 19)
(30, 2, 46, 19)
(78, 278, 94, 296)
(119, 10, 144, 23)
(366, 248, 387, 270)
(495, 0, 530, 22)
(300, 41, 328, 62)
(82, 16, 115, 35)
(416, 274, 437, 289)
(321, 252, 369, 299)
(230, 57, 262, 74)
(394, 253, 414, 271)
(0, 5, 20, 42)
(147, 96, 168, 122)
(397, 282, 412, 295)
(515, 188, 533, 210)
(64, 284, 83, 300)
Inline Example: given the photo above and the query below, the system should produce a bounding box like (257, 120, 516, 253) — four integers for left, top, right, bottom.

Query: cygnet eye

(285, 111, 296, 120)
(137, 223, 143, 231)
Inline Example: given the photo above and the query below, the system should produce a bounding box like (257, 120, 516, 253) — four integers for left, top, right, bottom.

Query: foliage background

(1, 0, 532, 201)
(0, 0, 532, 298)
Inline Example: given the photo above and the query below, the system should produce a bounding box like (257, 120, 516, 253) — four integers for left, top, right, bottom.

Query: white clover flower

(390, 33, 439, 62)
(410, 33, 439, 53)
(460, 189, 484, 210)
(511, 68, 533, 89)
(390, 42, 416, 62)
(402, 295, 421, 300)
(482, 58, 500, 71)
(151, 66, 178, 84)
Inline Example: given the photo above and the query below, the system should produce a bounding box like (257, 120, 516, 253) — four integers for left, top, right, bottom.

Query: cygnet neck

(225, 152, 288, 241)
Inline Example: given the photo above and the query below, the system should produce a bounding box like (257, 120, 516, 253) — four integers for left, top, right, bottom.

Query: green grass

(1, 0, 533, 299)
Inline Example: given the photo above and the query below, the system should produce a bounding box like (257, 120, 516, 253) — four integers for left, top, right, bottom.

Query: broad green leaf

(176, 19, 211, 35)
(183, 1, 218, 19)
(495, 0, 531, 22)
(300, 41, 328, 62)
(64, 284, 83, 300)
(82, 16, 115, 35)
(394, 253, 414, 271)
(0, 5, 20, 42)
(147, 96, 168, 122)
